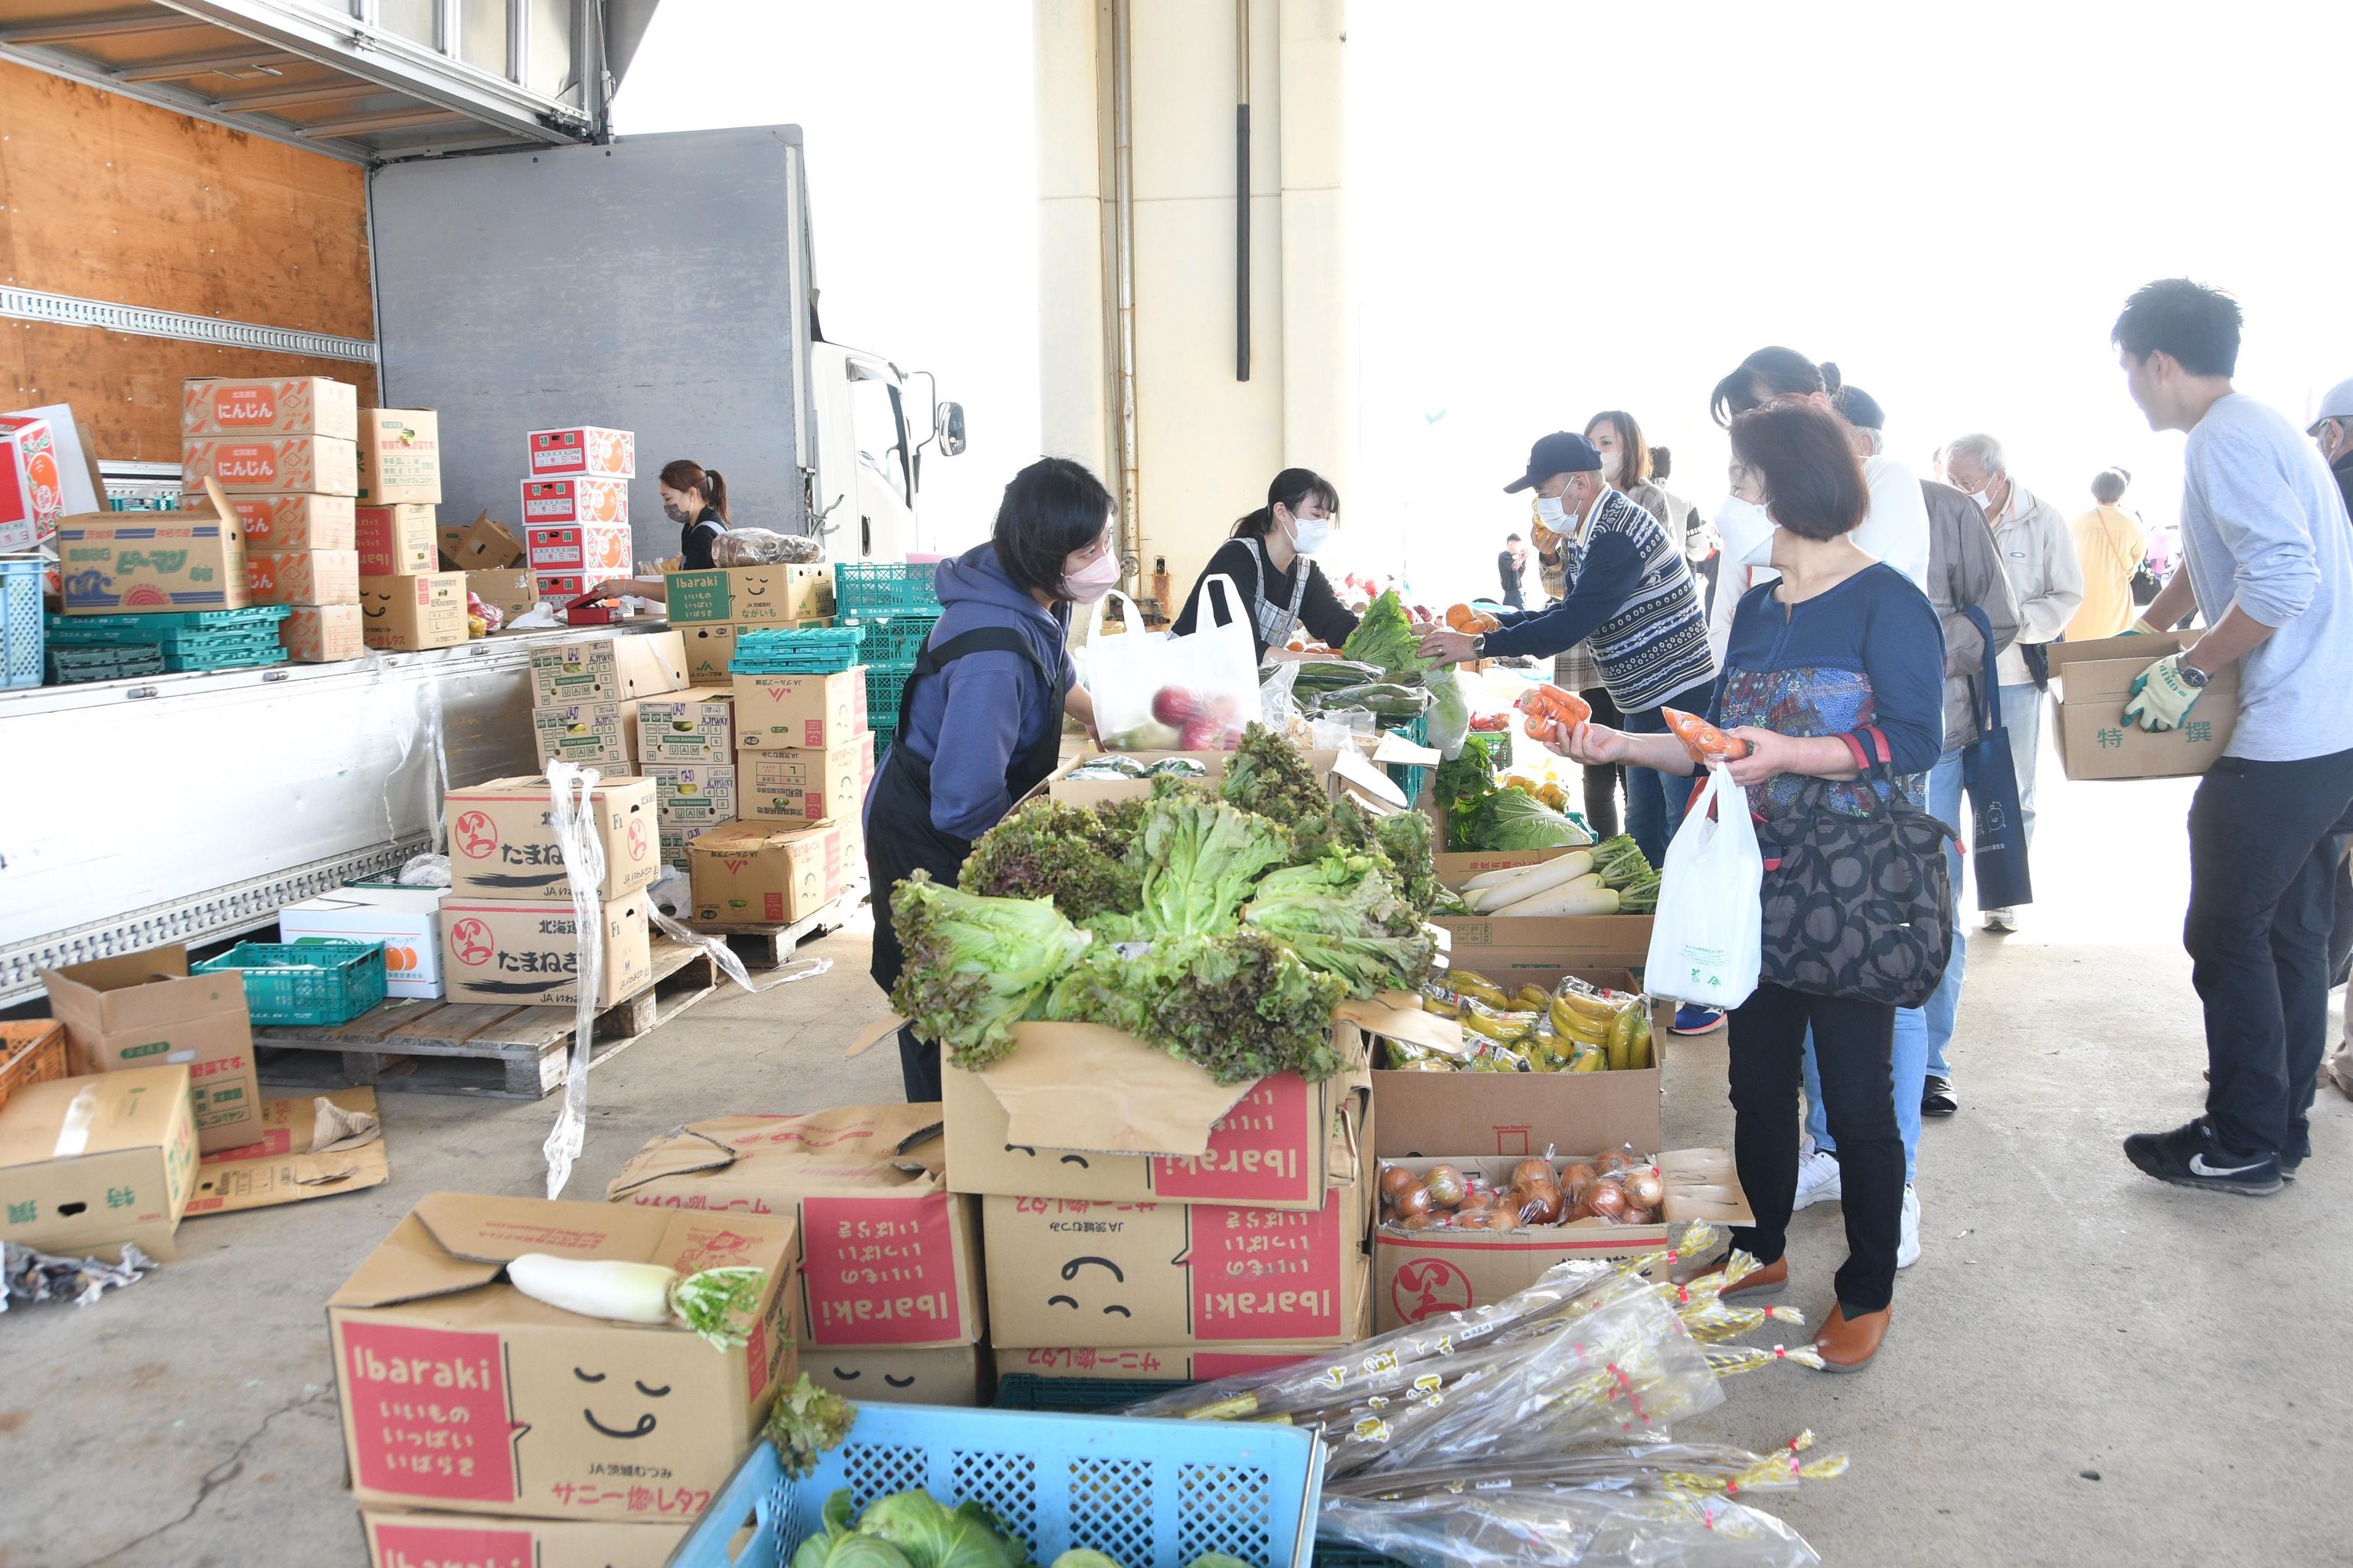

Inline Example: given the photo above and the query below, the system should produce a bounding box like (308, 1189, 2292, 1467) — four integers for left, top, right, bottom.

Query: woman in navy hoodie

(864, 457, 1118, 1099)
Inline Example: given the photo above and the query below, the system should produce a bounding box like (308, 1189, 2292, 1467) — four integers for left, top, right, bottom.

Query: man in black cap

(1417, 431, 1717, 866)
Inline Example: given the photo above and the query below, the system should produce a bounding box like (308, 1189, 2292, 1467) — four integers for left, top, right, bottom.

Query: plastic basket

(0, 1021, 71, 1113)
(838, 612, 940, 667)
(45, 605, 287, 639)
(2, 559, 42, 690)
(194, 939, 387, 1026)
(1385, 714, 1432, 807)
(866, 661, 913, 739)
(835, 560, 942, 616)
(672, 1403, 1325, 1568)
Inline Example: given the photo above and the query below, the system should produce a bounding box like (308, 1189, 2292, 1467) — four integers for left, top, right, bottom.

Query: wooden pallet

(690, 885, 864, 969)
(252, 938, 720, 1099)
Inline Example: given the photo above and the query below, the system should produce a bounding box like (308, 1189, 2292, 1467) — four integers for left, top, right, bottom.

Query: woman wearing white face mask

(864, 456, 1113, 1101)
(1172, 468, 1360, 661)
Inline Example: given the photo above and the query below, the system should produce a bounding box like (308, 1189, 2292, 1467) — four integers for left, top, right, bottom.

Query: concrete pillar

(1033, 0, 1114, 484)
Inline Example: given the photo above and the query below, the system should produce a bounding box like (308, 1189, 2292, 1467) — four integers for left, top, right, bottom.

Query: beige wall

(1033, 0, 1348, 613)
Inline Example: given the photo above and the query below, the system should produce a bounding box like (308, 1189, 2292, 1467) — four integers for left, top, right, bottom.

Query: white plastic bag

(1643, 765, 1762, 1010)
(1081, 577, 1260, 750)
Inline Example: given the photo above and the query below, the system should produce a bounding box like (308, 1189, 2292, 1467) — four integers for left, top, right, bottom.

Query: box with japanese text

(446, 775, 659, 903)
(807, 1344, 985, 1406)
(281, 603, 366, 662)
(523, 476, 629, 528)
(636, 690, 734, 762)
(732, 669, 867, 751)
(360, 572, 468, 650)
(54, 487, 250, 614)
(741, 735, 874, 823)
(441, 893, 652, 1008)
(0, 411, 65, 551)
(528, 426, 636, 479)
(182, 434, 358, 495)
(0, 1066, 198, 1261)
(440, 511, 524, 571)
(668, 565, 834, 625)
(527, 524, 632, 574)
(609, 1104, 982, 1349)
(2047, 631, 2239, 782)
(535, 571, 590, 603)
(361, 1512, 687, 1568)
(356, 504, 438, 575)
(328, 1193, 796, 1521)
(680, 622, 748, 684)
(356, 408, 442, 504)
(529, 631, 688, 707)
(279, 887, 446, 999)
(688, 819, 860, 926)
(247, 548, 360, 606)
(467, 568, 538, 622)
(41, 943, 260, 1152)
(195, 491, 355, 551)
(648, 763, 737, 836)
(181, 375, 358, 439)
(531, 699, 644, 768)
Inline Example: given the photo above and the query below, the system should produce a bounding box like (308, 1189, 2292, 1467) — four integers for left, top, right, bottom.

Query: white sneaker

(1982, 907, 2017, 933)
(1793, 1148, 1843, 1210)
(1897, 1184, 1921, 1269)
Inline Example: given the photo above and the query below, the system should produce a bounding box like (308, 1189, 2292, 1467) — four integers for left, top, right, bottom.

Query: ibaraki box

(440, 893, 653, 1008)
(361, 1512, 688, 1568)
(181, 376, 358, 439)
(328, 1193, 796, 1521)
(446, 775, 659, 903)
(356, 409, 442, 505)
(182, 434, 359, 495)
(528, 425, 636, 479)
(355, 504, 438, 575)
(247, 549, 360, 606)
(523, 476, 629, 528)
(189, 491, 355, 551)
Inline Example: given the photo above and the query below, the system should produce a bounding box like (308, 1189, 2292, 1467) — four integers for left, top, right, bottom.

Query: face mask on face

(1284, 511, 1332, 554)
(1717, 495, 1777, 570)
(1597, 451, 1623, 483)
(663, 500, 691, 524)
(1534, 495, 1569, 529)
(1967, 486, 1998, 514)
(1060, 547, 1122, 603)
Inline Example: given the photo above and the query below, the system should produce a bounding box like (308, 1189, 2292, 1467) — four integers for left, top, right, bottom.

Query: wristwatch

(2176, 655, 2211, 688)
(1470, 633, 1488, 658)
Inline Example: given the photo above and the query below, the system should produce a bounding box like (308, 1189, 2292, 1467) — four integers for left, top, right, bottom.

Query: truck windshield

(851, 374, 910, 507)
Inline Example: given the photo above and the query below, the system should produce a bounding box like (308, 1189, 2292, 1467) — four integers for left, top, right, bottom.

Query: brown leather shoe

(1685, 1253, 1786, 1300)
(1813, 1303, 1891, 1373)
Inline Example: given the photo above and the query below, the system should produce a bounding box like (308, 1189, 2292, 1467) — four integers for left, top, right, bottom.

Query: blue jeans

(1806, 1008, 1926, 1182)
(1996, 682, 2044, 849)
(1923, 749, 1968, 1079)
(1623, 691, 1708, 868)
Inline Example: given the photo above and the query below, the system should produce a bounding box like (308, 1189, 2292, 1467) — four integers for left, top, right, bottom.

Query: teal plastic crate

(3, 560, 46, 689)
(195, 939, 387, 1026)
(45, 605, 287, 639)
(866, 661, 914, 738)
(1384, 713, 1432, 806)
(837, 611, 940, 666)
(44, 645, 165, 684)
(162, 645, 286, 674)
(835, 560, 941, 616)
(731, 623, 869, 675)
(670, 1403, 1325, 1568)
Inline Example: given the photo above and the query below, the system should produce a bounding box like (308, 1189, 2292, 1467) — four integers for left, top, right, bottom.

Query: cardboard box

(1002, 1341, 1345, 1384)
(361, 1513, 687, 1568)
(608, 1104, 982, 1348)
(447, 775, 660, 903)
(679, 622, 749, 684)
(440, 511, 525, 571)
(668, 564, 835, 626)
(1436, 910, 1656, 974)
(182, 433, 359, 495)
(467, 568, 538, 622)
(1371, 1147, 1750, 1331)
(0, 411, 66, 551)
(528, 425, 636, 479)
(279, 887, 446, 999)
(522, 476, 629, 528)
(807, 1344, 985, 1406)
(649, 763, 737, 834)
(441, 893, 653, 1007)
(2047, 630, 2240, 782)
(0, 1066, 199, 1260)
(187, 1086, 389, 1216)
(940, 1026, 1369, 1210)
(983, 1179, 1371, 1349)
(181, 375, 358, 439)
(534, 571, 591, 603)
(360, 571, 469, 650)
(247, 548, 360, 606)
(638, 691, 734, 763)
(530, 631, 689, 707)
(742, 735, 874, 823)
(281, 603, 367, 662)
(328, 1193, 796, 1520)
(688, 819, 861, 926)
(527, 524, 632, 573)
(356, 504, 439, 576)
(195, 491, 356, 551)
(356, 408, 442, 504)
(733, 669, 867, 751)
(531, 699, 645, 767)
(40, 944, 261, 1152)
(54, 489, 250, 614)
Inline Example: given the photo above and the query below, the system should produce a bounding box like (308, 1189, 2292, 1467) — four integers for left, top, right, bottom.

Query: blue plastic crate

(672, 1402, 1324, 1568)
(2, 559, 41, 690)
(1384, 713, 1433, 806)
(835, 560, 942, 616)
(195, 939, 387, 1025)
(837, 611, 940, 666)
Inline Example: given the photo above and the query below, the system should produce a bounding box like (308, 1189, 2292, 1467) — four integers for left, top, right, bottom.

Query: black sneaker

(1921, 1075, 1957, 1118)
(2123, 1119, 2281, 1197)
(2280, 1145, 2307, 1182)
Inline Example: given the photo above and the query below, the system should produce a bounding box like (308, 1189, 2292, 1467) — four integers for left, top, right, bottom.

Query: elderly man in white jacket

(1944, 433, 2083, 933)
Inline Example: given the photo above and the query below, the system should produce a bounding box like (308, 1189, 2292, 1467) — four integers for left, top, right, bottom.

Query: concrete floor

(3, 752, 2348, 1568)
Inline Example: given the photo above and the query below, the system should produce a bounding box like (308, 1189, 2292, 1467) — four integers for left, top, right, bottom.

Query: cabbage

(1471, 787, 1588, 850)
(1051, 1555, 1124, 1568)
(856, 1491, 1027, 1568)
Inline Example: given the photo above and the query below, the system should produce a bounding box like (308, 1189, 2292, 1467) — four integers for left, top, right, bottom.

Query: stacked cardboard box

(525, 629, 691, 782)
(354, 407, 463, 652)
(180, 377, 365, 661)
(38, 943, 263, 1158)
(636, 688, 737, 862)
(666, 564, 836, 681)
(525, 424, 636, 604)
(732, 667, 874, 831)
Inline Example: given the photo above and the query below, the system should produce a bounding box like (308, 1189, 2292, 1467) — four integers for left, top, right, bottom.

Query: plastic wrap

(540, 762, 607, 1199)
(1427, 668, 1473, 760)
(1317, 1488, 1822, 1568)
(647, 900, 755, 995)
(1260, 658, 1305, 730)
(1322, 1432, 1848, 1502)
(711, 528, 825, 565)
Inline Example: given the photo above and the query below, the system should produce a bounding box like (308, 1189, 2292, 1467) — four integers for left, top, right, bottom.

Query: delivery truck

(0, 0, 960, 1002)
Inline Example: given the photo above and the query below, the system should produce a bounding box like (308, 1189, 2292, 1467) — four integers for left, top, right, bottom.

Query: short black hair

(2112, 279, 2241, 378)
(2091, 468, 2129, 505)
(1711, 347, 1839, 428)
(1504, 531, 1523, 543)
(992, 456, 1114, 596)
(1728, 400, 1868, 542)
(1649, 445, 1673, 482)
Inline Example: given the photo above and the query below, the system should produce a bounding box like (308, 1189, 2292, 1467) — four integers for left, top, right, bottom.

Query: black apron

(864, 628, 1067, 1099)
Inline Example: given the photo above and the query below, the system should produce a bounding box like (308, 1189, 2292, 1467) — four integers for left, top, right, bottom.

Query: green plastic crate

(162, 645, 286, 673)
(45, 606, 286, 638)
(837, 612, 939, 666)
(195, 939, 387, 1026)
(866, 660, 913, 738)
(834, 560, 940, 616)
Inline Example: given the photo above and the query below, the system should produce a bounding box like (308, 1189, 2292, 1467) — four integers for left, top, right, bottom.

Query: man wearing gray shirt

(2110, 279, 2353, 1197)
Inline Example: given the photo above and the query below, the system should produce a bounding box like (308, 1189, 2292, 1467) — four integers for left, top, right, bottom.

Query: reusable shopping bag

(1958, 606, 2033, 912)
(1080, 576, 1260, 750)
(1644, 763, 1763, 1010)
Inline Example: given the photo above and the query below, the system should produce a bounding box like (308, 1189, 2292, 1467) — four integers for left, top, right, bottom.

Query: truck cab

(814, 341, 966, 564)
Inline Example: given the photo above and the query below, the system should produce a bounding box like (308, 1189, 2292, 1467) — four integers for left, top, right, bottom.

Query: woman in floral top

(1544, 399, 1944, 1374)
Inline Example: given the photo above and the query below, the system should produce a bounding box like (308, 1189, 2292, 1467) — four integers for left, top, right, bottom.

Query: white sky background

(614, 1, 2353, 603)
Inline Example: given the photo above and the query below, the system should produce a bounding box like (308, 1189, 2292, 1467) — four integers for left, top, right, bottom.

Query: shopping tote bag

(1958, 606, 2033, 911)
(1643, 764, 1763, 1010)
(1080, 575, 1260, 750)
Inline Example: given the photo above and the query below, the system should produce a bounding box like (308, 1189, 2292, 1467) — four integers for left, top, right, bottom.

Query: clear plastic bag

(711, 528, 824, 565)
(1317, 1488, 1822, 1568)
(1260, 658, 1305, 730)
(1084, 578, 1259, 750)
(1426, 668, 1473, 760)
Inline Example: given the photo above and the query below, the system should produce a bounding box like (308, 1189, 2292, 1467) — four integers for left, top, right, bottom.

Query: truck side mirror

(936, 401, 967, 457)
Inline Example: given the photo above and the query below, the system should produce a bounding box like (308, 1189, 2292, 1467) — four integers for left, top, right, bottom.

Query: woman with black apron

(1170, 468, 1359, 661)
(583, 459, 730, 603)
(865, 457, 1116, 1100)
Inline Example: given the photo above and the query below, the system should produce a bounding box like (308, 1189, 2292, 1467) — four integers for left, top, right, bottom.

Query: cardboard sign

(1372, 1147, 1750, 1331)
(441, 893, 652, 1008)
(361, 1512, 688, 1568)
(668, 565, 835, 626)
(0, 412, 65, 551)
(636, 691, 735, 763)
(54, 491, 251, 614)
(446, 776, 659, 903)
(807, 1344, 985, 1407)
(689, 819, 860, 926)
(41, 943, 261, 1152)
(247, 548, 360, 606)
(467, 568, 538, 622)
(527, 524, 632, 573)
(608, 1106, 982, 1349)
(356, 504, 439, 576)
(732, 669, 868, 751)
(359, 571, 469, 651)
(528, 426, 636, 479)
(182, 434, 359, 495)
(357, 409, 443, 505)
(181, 376, 358, 439)
(648, 763, 737, 835)
(522, 477, 629, 528)
(187, 1087, 389, 1216)
(1434, 913, 1655, 971)
(741, 736, 874, 822)
(195, 492, 356, 551)
(280, 603, 366, 662)
(2047, 631, 2239, 782)
(531, 699, 645, 768)
(530, 631, 689, 707)
(0, 1066, 198, 1261)
(982, 1181, 1369, 1349)
(441, 511, 525, 571)
(328, 1194, 796, 1521)
(280, 887, 446, 998)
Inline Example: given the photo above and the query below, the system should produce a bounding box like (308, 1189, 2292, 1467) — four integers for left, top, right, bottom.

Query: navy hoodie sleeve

(926, 650, 1043, 840)
(1861, 570, 1948, 776)
(1480, 534, 1643, 659)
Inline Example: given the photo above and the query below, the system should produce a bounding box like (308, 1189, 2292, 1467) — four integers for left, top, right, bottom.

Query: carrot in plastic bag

(1662, 705, 1751, 763)
(1515, 682, 1593, 740)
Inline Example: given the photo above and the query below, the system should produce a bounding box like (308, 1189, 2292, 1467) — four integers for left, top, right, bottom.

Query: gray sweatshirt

(2178, 394, 2353, 762)
(1922, 479, 2020, 749)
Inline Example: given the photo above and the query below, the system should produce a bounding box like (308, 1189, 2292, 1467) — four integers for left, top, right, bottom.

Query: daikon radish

(508, 1253, 767, 1351)
(1464, 851, 1594, 913)
(1488, 875, 1619, 918)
